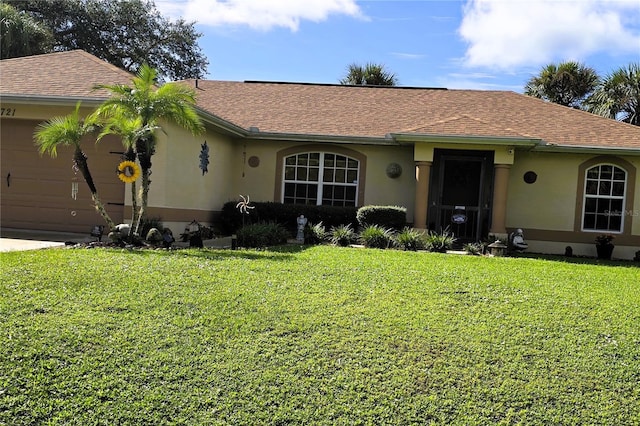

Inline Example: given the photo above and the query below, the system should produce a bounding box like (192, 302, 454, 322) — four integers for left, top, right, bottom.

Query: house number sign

(1, 108, 17, 117)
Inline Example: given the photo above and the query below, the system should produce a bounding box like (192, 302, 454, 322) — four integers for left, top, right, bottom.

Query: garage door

(1, 119, 125, 233)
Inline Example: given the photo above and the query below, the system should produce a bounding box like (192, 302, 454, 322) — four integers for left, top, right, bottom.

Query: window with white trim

(582, 164, 627, 232)
(282, 152, 359, 206)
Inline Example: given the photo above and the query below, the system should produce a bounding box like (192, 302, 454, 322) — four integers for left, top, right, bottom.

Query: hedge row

(217, 202, 408, 236)
(217, 201, 358, 235)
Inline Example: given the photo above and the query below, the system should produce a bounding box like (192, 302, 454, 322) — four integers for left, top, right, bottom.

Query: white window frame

(581, 163, 627, 233)
(281, 152, 360, 206)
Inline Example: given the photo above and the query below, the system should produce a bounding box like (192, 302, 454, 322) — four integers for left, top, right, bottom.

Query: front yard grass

(1, 246, 638, 424)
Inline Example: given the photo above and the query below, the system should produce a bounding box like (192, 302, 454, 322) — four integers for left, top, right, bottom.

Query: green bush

(329, 224, 356, 247)
(425, 228, 456, 253)
(217, 201, 357, 235)
(359, 225, 394, 249)
(304, 222, 327, 245)
(394, 227, 426, 251)
(356, 205, 406, 230)
(464, 242, 484, 256)
(236, 222, 289, 248)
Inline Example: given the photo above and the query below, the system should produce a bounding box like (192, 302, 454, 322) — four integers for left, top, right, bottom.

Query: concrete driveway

(0, 228, 234, 251)
(0, 228, 92, 252)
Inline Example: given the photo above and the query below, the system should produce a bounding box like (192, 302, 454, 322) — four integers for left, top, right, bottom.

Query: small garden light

(488, 240, 508, 257)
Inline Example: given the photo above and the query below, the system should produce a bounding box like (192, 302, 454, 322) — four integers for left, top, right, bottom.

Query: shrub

(236, 222, 289, 248)
(464, 242, 484, 256)
(329, 224, 356, 247)
(425, 228, 456, 253)
(356, 205, 406, 230)
(395, 227, 426, 251)
(217, 201, 357, 235)
(139, 216, 163, 239)
(359, 225, 395, 249)
(304, 222, 327, 245)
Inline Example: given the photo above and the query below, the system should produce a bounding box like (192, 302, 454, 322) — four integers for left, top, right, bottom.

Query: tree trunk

(74, 147, 115, 230)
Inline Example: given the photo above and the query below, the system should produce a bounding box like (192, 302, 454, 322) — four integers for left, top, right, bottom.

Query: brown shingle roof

(0, 50, 133, 99)
(2, 51, 638, 150)
(183, 80, 640, 150)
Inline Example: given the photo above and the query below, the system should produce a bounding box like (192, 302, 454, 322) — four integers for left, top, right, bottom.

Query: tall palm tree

(586, 63, 640, 126)
(95, 113, 158, 232)
(34, 103, 115, 229)
(93, 64, 204, 233)
(525, 61, 599, 108)
(339, 62, 398, 86)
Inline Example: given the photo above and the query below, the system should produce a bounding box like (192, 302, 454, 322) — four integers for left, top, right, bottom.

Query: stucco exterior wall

(507, 151, 583, 231)
(148, 123, 237, 211)
(227, 140, 416, 220)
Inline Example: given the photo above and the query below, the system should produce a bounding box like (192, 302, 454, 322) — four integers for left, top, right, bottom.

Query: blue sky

(156, 0, 640, 92)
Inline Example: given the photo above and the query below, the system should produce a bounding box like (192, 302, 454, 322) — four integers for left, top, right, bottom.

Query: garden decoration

(236, 195, 254, 247)
(116, 160, 141, 183)
(199, 141, 209, 175)
(595, 234, 615, 260)
(488, 240, 508, 257)
(508, 228, 528, 252)
(296, 215, 308, 242)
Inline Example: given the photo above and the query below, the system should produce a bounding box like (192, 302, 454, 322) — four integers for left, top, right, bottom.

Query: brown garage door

(1, 119, 125, 233)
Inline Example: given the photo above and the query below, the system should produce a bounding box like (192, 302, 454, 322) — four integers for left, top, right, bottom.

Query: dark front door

(428, 149, 493, 243)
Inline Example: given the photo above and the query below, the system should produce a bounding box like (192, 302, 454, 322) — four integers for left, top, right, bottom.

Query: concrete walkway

(0, 229, 91, 252)
(0, 228, 234, 252)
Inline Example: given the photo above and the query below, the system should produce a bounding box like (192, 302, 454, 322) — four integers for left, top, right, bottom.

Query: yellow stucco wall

(507, 151, 582, 231)
(148, 122, 236, 210)
(507, 150, 640, 237)
(228, 140, 416, 220)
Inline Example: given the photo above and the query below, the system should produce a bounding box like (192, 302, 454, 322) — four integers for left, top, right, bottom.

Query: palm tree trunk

(92, 193, 115, 230)
(134, 167, 151, 235)
(74, 147, 115, 230)
(130, 180, 139, 236)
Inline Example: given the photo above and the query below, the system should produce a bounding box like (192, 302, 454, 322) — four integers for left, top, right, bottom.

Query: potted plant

(595, 234, 615, 260)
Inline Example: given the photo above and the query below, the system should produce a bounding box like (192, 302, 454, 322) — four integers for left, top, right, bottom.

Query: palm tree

(95, 113, 158, 232)
(34, 103, 115, 229)
(339, 62, 398, 86)
(93, 64, 204, 233)
(525, 61, 599, 108)
(586, 63, 640, 126)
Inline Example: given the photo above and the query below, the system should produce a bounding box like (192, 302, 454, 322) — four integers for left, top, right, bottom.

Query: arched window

(282, 152, 360, 206)
(582, 164, 627, 232)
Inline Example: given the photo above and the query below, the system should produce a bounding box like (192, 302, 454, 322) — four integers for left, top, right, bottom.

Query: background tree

(0, 3, 52, 59)
(586, 63, 640, 126)
(339, 63, 398, 86)
(13, 0, 207, 81)
(525, 61, 599, 109)
(94, 64, 204, 233)
(34, 103, 115, 229)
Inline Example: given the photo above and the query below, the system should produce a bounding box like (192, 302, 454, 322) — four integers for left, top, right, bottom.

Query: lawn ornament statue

(509, 228, 528, 252)
(296, 215, 308, 242)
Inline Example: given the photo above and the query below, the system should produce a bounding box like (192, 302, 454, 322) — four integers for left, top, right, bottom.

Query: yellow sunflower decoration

(117, 160, 141, 183)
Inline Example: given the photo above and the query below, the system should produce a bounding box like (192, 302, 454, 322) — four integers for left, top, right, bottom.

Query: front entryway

(427, 149, 494, 243)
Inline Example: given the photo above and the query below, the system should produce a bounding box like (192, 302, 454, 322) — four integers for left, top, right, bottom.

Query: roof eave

(194, 107, 248, 138)
(245, 131, 400, 146)
(533, 144, 640, 156)
(0, 93, 106, 106)
(389, 132, 543, 147)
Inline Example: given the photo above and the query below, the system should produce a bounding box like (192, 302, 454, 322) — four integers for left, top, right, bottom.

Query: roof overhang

(388, 132, 543, 148)
(243, 130, 400, 146)
(534, 143, 640, 156)
(0, 93, 106, 106)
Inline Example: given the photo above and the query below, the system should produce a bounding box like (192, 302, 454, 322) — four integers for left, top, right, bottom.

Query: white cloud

(459, 0, 640, 70)
(156, 0, 364, 31)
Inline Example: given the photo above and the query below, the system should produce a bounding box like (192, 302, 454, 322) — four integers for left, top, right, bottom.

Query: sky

(155, 0, 640, 92)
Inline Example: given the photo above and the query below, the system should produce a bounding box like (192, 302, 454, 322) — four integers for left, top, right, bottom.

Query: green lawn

(1, 246, 638, 425)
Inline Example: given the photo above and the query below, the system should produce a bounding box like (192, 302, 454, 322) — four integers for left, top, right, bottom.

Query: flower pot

(596, 243, 614, 260)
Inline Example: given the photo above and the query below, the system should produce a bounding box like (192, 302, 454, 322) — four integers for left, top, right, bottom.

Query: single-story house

(1, 51, 639, 258)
